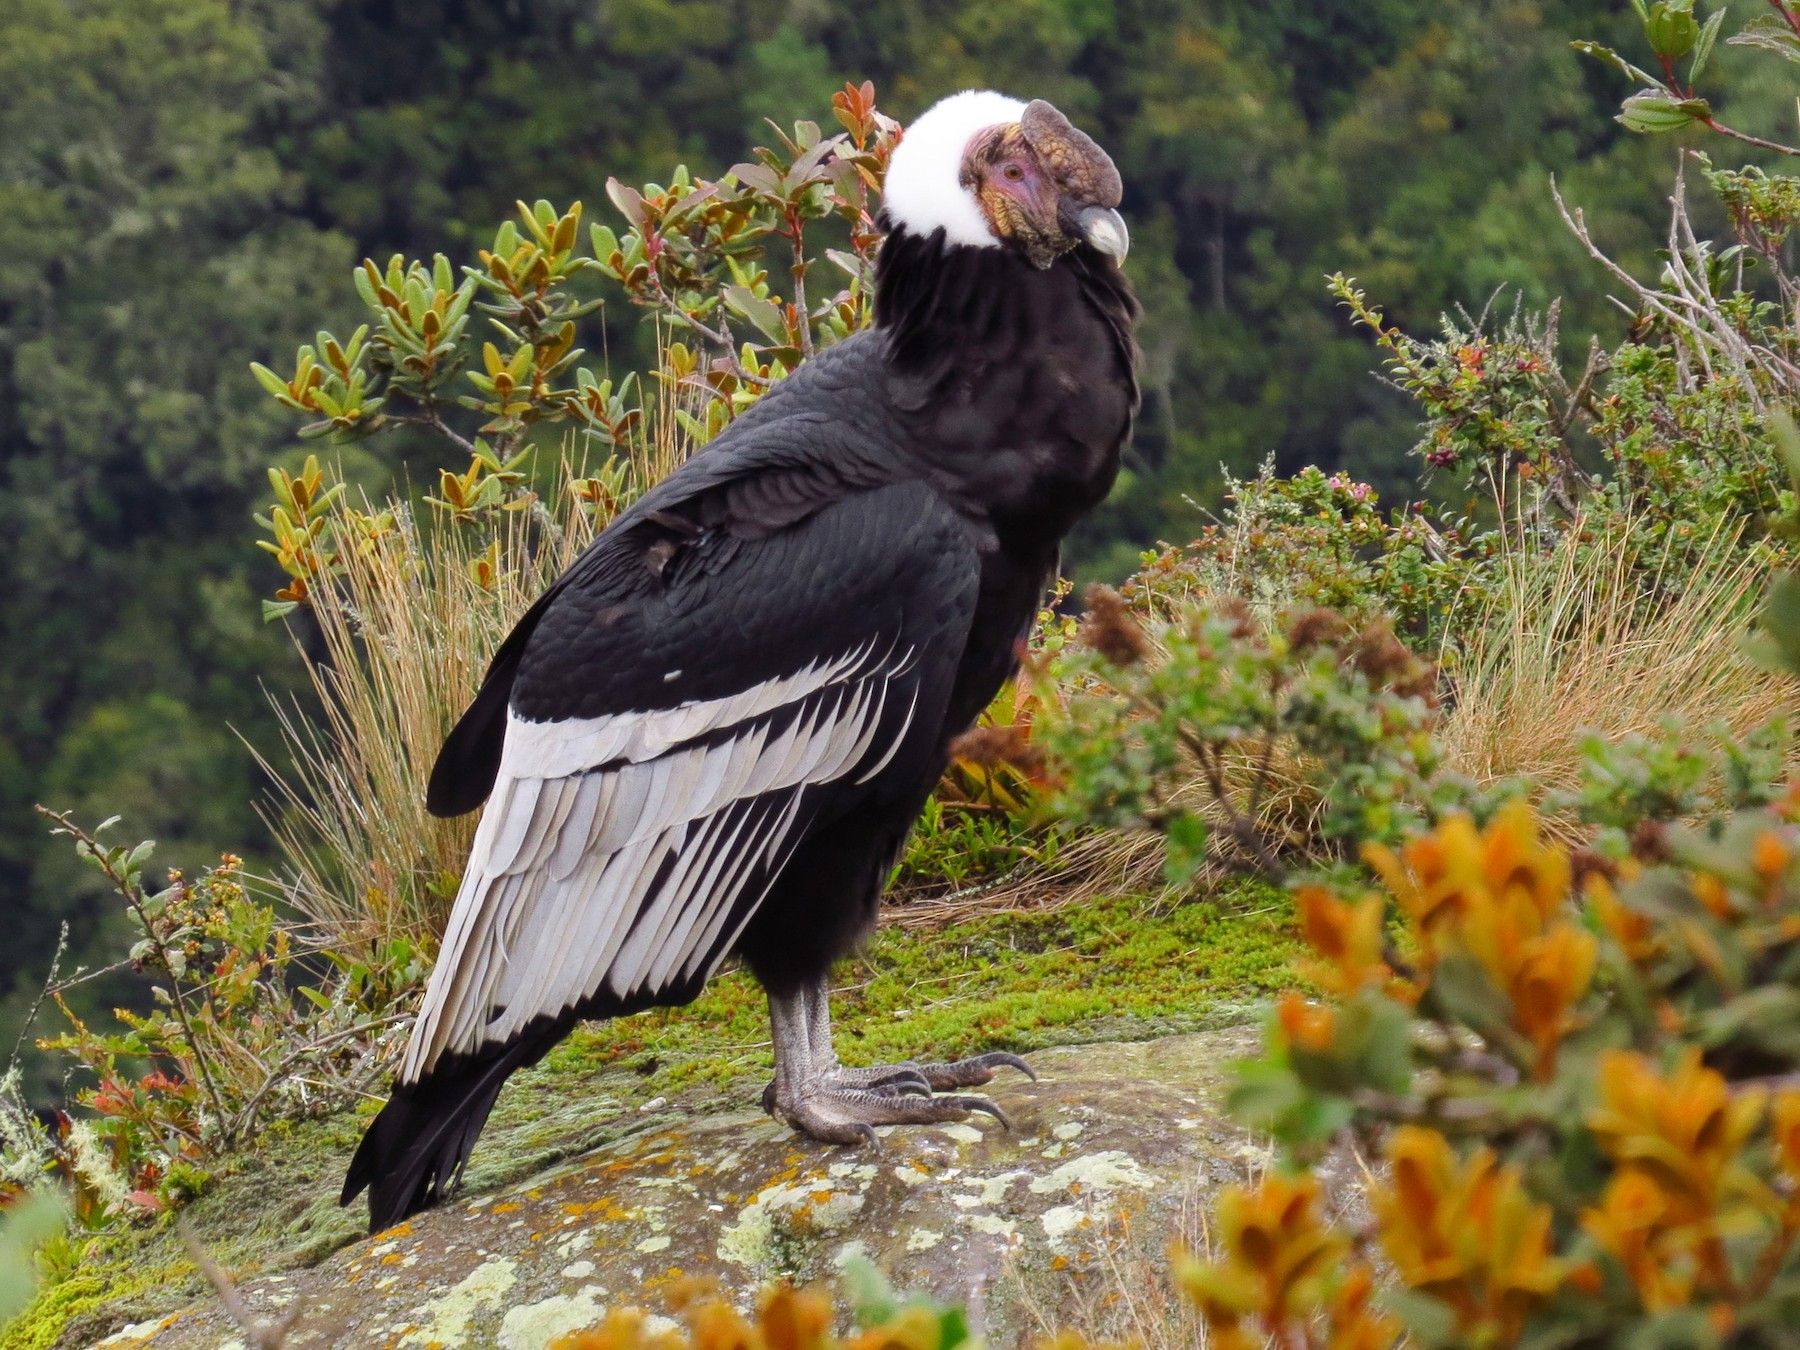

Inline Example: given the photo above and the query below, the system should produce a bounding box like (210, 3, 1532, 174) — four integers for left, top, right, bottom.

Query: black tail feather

(341, 1021, 567, 1233)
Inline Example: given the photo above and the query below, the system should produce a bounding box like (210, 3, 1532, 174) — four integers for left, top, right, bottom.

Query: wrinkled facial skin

(959, 100, 1127, 269)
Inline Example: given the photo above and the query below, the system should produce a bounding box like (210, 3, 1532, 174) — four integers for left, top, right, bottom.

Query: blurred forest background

(1, 0, 1791, 1077)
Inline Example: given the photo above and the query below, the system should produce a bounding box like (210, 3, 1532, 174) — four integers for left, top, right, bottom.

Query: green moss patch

(539, 880, 1296, 1096)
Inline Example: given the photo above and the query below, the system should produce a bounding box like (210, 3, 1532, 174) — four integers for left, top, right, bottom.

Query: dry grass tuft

(1436, 520, 1788, 835)
(255, 346, 706, 952)
(254, 459, 604, 950)
(254, 375, 704, 954)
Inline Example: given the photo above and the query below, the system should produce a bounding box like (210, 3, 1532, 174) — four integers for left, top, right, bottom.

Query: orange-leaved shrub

(1195, 787, 1800, 1346)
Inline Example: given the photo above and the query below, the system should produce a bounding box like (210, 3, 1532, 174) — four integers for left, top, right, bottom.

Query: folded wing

(402, 482, 980, 1084)
(403, 636, 924, 1080)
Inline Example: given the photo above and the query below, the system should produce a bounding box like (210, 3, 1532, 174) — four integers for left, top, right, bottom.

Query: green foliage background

(1, 0, 1791, 1088)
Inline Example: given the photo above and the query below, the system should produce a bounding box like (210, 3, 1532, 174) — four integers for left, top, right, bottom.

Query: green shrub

(19, 812, 424, 1220)
(1041, 591, 1451, 887)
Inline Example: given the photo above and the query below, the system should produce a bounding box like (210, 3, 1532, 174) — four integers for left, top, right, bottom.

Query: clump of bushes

(9, 811, 424, 1219)
(1191, 776, 1800, 1345)
(1042, 595, 1447, 886)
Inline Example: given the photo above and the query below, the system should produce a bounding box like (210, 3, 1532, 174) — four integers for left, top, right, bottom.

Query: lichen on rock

(48, 1027, 1276, 1348)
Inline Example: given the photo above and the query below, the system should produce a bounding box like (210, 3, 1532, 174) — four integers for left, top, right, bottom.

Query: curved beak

(1078, 206, 1129, 264)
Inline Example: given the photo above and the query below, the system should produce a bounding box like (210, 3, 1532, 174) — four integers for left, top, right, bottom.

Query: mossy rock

(67, 1030, 1279, 1349)
(7, 887, 1300, 1349)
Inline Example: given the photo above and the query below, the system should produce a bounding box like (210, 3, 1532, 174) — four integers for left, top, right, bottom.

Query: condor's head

(883, 91, 1128, 270)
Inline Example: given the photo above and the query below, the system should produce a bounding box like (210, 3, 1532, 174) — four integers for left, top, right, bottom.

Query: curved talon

(951, 1095, 1011, 1130)
(971, 1051, 1036, 1083)
(912, 1050, 1037, 1091)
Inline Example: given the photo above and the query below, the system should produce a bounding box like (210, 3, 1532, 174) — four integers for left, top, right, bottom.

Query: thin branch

(1177, 730, 1287, 881)
(10, 923, 67, 1065)
(382, 410, 478, 456)
(788, 209, 815, 361)
(226, 1013, 408, 1139)
(47, 955, 138, 995)
(34, 808, 232, 1137)
(1701, 117, 1800, 158)
(178, 1219, 300, 1350)
(1551, 176, 1777, 409)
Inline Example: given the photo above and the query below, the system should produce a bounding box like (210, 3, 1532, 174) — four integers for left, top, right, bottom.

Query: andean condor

(342, 90, 1141, 1232)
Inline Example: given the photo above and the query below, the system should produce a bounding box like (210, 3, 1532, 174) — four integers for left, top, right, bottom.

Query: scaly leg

(803, 979, 1034, 1092)
(761, 977, 1034, 1146)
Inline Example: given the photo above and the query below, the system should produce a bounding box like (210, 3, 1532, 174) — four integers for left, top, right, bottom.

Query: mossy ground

(4, 883, 1296, 1349)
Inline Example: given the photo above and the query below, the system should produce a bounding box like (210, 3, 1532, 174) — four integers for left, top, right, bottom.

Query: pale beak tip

(1078, 206, 1129, 265)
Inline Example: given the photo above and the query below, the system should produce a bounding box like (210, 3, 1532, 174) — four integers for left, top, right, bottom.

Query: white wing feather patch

(401, 641, 918, 1082)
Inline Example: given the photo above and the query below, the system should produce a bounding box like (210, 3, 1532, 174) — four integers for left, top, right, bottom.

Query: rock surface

(80, 1029, 1283, 1349)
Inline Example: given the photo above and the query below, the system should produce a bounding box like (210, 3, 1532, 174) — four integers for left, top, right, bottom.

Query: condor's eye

(1001, 162, 1025, 181)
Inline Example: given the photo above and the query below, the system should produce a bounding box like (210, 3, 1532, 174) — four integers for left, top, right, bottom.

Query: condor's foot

(824, 1050, 1034, 1093)
(770, 1084, 1011, 1148)
(763, 983, 1033, 1147)
(758, 1052, 1035, 1115)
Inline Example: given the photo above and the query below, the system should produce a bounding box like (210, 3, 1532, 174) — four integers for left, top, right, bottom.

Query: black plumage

(343, 100, 1139, 1233)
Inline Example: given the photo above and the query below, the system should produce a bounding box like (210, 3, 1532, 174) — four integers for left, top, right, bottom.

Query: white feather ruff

(883, 89, 1027, 247)
(400, 642, 921, 1082)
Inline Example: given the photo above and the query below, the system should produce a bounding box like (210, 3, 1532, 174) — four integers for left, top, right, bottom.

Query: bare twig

(10, 923, 67, 1065)
(381, 404, 479, 456)
(1552, 173, 1797, 408)
(178, 1219, 299, 1350)
(34, 807, 232, 1139)
(226, 1013, 409, 1140)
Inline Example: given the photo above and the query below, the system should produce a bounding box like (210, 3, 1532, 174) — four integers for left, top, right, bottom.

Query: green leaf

(1747, 572, 1800, 678)
(935, 1307, 972, 1348)
(1226, 1057, 1307, 1128)
(1646, 0, 1699, 61)
(0, 1191, 67, 1321)
(1382, 1288, 1458, 1345)
(1353, 992, 1415, 1093)
(723, 285, 786, 343)
(604, 178, 647, 231)
(1617, 90, 1710, 133)
(249, 362, 292, 400)
(1728, 13, 1800, 64)
(1428, 950, 1513, 1036)
(262, 599, 301, 623)
(1162, 811, 1208, 888)
(841, 1258, 900, 1325)
(1690, 6, 1726, 82)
